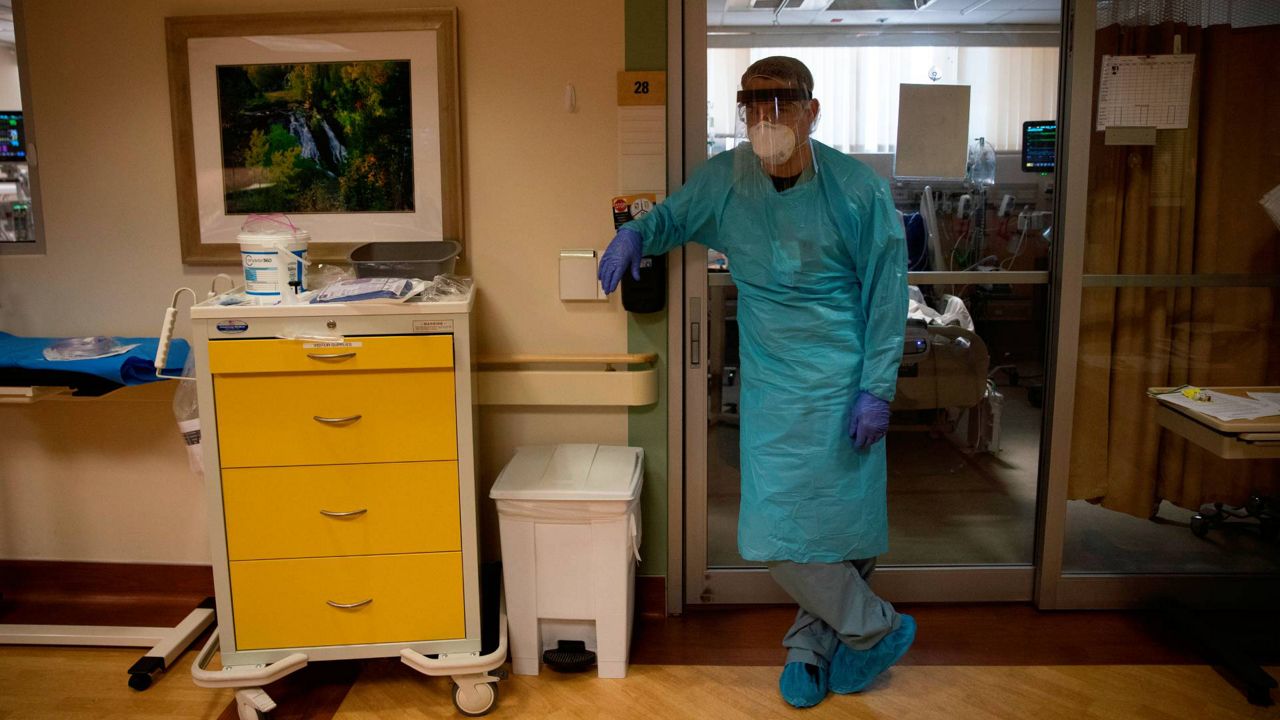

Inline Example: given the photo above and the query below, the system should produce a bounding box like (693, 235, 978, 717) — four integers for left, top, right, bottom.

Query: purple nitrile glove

(598, 228, 643, 295)
(849, 391, 890, 450)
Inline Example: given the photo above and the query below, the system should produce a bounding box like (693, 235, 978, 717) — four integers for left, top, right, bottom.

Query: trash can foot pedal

(543, 641, 596, 673)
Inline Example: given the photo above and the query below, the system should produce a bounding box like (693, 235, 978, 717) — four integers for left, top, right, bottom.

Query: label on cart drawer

(302, 341, 363, 349)
(414, 319, 454, 333)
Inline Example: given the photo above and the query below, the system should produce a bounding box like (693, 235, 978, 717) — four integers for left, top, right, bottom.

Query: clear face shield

(735, 86, 814, 175)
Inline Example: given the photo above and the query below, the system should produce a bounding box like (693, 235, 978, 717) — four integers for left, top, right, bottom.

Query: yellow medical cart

(186, 286, 506, 719)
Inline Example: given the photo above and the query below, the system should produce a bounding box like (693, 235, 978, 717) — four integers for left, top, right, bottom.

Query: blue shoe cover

(829, 615, 916, 694)
(779, 661, 828, 708)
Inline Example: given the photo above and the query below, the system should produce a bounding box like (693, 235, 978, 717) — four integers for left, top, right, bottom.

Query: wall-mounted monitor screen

(0, 112, 26, 162)
(1022, 120, 1055, 172)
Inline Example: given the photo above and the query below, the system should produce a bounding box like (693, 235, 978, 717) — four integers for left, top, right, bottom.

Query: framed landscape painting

(165, 9, 462, 264)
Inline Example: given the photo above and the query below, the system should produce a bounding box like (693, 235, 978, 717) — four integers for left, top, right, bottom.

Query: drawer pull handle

(326, 598, 373, 610)
(319, 508, 368, 519)
(308, 352, 357, 360)
(313, 414, 363, 425)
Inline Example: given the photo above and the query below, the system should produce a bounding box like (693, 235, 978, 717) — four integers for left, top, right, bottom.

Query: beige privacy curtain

(1068, 21, 1280, 518)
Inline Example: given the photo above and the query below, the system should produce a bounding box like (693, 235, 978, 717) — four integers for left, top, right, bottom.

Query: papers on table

(1247, 392, 1280, 414)
(1156, 390, 1280, 422)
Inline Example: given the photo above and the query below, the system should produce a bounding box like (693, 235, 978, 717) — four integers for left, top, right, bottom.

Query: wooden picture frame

(165, 9, 462, 265)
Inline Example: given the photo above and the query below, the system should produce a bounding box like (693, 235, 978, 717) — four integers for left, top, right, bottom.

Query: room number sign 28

(617, 71, 666, 106)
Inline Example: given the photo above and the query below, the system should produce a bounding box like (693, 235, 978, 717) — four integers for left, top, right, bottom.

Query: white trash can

(490, 444, 644, 679)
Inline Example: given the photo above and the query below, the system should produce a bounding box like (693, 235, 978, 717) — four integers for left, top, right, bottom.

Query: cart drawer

(230, 552, 464, 651)
(222, 461, 461, 561)
(214, 369, 457, 467)
(208, 335, 453, 375)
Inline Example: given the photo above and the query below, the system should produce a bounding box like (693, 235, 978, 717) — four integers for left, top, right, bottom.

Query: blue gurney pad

(0, 332, 189, 386)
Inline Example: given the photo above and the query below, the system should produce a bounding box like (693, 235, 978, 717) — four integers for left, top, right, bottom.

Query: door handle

(689, 296, 702, 369)
(307, 352, 357, 360)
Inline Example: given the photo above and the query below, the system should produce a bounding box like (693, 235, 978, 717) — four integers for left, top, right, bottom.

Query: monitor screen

(1022, 120, 1055, 173)
(0, 112, 26, 162)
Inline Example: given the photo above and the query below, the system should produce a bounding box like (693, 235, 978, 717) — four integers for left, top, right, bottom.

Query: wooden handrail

(476, 353, 657, 367)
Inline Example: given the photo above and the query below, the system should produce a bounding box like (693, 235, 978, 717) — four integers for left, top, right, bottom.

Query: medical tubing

(209, 273, 238, 298)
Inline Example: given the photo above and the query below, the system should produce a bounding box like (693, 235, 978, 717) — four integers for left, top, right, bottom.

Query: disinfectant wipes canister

(238, 215, 310, 303)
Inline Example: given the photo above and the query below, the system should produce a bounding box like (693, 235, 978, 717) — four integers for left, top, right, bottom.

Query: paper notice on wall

(1096, 54, 1195, 131)
(618, 105, 666, 195)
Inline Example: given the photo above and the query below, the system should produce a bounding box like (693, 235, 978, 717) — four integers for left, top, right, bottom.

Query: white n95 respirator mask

(748, 121, 797, 166)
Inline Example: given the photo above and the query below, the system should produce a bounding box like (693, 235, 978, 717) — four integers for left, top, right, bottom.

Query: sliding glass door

(1037, 0, 1280, 610)
(684, 1, 1065, 604)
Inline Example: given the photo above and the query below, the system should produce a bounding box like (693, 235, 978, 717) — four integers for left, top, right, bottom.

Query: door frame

(676, 0, 1068, 607)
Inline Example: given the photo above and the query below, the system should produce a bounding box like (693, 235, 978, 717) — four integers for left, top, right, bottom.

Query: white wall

(0, 1, 631, 563)
(0, 45, 20, 109)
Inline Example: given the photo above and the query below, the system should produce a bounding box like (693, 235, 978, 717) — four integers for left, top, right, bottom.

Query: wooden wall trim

(0, 560, 215, 597)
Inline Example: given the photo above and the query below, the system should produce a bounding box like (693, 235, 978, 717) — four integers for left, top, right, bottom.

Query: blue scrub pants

(767, 559, 901, 668)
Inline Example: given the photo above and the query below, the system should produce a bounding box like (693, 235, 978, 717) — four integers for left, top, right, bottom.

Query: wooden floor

(0, 643, 1276, 719)
(3, 563, 1278, 717)
(631, 604, 1244, 666)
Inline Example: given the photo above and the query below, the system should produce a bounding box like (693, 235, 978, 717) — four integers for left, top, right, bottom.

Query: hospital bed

(892, 313, 990, 413)
(708, 277, 992, 427)
(893, 205, 993, 412)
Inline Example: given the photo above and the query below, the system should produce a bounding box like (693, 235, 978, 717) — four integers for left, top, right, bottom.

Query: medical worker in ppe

(599, 56, 913, 708)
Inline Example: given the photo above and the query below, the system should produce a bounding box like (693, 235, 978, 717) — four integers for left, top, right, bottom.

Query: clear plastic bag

(308, 262, 355, 292)
(43, 336, 137, 361)
(421, 274, 473, 301)
(172, 354, 203, 475)
(310, 277, 419, 303)
(966, 137, 996, 187)
(240, 213, 302, 237)
(965, 380, 1004, 454)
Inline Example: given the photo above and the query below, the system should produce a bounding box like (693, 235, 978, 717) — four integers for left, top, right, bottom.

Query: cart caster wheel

(127, 673, 153, 691)
(1190, 514, 1211, 539)
(452, 681, 498, 717)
